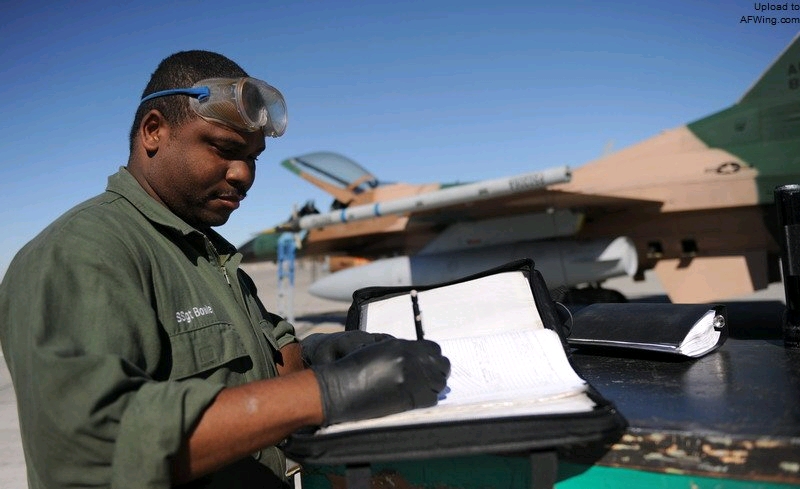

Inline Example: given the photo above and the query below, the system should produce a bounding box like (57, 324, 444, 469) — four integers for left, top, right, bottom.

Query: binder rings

(283, 259, 627, 465)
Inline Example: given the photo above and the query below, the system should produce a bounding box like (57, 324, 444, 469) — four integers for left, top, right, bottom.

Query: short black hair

(128, 50, 248, 152)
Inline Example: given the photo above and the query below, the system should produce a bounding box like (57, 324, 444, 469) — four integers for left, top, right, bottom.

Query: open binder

(283, 259, 627, 465)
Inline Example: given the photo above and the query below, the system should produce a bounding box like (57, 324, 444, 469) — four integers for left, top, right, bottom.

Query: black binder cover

(565, 303, 728, 358)
(283, 259, 627, 465)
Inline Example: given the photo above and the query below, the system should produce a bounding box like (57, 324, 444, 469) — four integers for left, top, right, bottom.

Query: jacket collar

(106, 167, 237, 256)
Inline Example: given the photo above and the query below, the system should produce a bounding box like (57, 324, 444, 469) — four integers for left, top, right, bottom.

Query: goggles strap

(140, 86, 211, 104)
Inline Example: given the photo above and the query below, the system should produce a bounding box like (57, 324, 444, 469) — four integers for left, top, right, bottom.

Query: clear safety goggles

(140, 77, 287, 137)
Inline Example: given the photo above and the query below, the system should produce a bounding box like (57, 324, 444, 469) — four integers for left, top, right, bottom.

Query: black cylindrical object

(775, 184, 800, 349)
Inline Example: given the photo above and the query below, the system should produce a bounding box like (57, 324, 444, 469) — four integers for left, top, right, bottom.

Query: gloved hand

(312, 339, 451, 426)
(301, 330, 393, 366)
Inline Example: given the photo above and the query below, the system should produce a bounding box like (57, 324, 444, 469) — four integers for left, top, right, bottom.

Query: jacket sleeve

(0, 223, 224, 488)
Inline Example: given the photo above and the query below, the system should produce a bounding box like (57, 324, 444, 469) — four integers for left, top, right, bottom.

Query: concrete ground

(0, 261, 787, 488)
(0, 355, 24, 489)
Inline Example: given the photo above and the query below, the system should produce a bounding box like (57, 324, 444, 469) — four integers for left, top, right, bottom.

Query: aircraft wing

(295, 185, 661, 258)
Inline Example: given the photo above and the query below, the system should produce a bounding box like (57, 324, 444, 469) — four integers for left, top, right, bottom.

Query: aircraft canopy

(283, 151, 379, 194)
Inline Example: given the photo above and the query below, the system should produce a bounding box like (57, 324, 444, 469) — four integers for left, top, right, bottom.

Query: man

(0, 51, 450, 488)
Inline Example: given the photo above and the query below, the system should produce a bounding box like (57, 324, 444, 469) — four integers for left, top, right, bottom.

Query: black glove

(301, 330, 393, 366)
(312, 339, 451, 426)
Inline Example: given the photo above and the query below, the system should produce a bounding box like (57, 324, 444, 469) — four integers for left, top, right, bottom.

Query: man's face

(145, 117, 266, 230)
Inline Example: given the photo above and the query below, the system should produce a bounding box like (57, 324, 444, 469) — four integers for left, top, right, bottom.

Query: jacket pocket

(168, 321, 248, 380)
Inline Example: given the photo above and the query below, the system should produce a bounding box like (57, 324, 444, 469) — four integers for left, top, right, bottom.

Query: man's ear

(140, 110, 167, 155)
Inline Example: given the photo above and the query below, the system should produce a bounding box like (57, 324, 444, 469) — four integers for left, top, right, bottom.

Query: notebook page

(360, 270, 544, 340)
(678, 309, 721, 357)
(315, 328, 591, 435)
(439, 328, 586, 405)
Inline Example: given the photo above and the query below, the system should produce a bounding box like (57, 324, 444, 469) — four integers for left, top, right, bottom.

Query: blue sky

(0, 0, 797, 277)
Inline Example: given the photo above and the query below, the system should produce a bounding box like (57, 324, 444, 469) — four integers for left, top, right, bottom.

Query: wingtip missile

(297, 164, 571, 231)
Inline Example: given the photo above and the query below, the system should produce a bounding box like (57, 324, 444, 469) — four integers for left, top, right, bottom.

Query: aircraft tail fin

(739, 33, 800, 105)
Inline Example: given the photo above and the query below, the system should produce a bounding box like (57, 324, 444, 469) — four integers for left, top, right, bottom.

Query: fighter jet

(240, 33, 800, 304)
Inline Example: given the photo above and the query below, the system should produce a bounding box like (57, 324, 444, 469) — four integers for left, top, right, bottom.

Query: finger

(372, 333, 394, 342)
(419, 356, 450, 392)
(400, 339, 442, 356)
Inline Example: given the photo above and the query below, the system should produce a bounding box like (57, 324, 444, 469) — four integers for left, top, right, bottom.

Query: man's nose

(226, 159, 255, 191)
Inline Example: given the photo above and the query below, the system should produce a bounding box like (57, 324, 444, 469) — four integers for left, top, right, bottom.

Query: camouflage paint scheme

(241, 35, 800, 303)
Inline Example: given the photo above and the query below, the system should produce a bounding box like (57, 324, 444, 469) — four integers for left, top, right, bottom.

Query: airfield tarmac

(0, 262, 788, 488)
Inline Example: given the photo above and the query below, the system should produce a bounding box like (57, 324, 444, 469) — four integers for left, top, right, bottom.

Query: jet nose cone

(308, 273, 354, 302)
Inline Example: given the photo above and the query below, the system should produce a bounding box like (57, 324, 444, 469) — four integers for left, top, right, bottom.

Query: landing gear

(550, 283, 627, 304)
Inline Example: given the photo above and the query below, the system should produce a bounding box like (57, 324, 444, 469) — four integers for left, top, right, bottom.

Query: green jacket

(0, 168, 297, 488)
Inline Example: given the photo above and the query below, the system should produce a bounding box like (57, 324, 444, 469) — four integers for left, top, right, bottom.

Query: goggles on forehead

(140, 77, 287, 137)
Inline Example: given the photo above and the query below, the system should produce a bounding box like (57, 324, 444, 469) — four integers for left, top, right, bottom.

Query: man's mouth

(214, 193, 245, 210)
